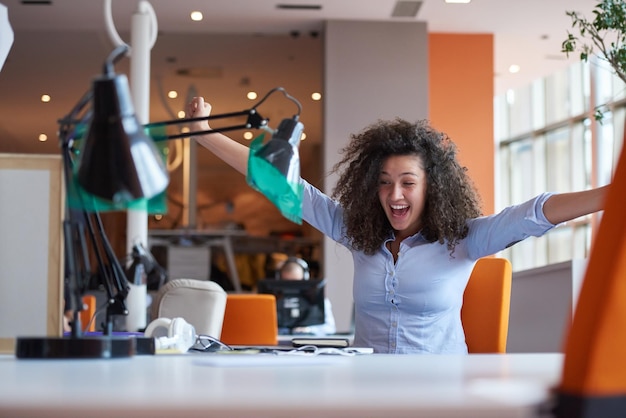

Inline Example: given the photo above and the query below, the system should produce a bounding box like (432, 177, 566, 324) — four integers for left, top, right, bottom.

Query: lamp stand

(15, 92, 136, 359)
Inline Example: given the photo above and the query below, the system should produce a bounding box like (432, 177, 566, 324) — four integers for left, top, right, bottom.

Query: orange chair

(80, 295, 97, 332)
(220, 294, 278, 346)
(461, 257, 513, 353)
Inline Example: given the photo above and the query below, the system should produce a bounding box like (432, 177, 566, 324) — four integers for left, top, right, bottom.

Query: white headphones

(144, 317, 196, 354)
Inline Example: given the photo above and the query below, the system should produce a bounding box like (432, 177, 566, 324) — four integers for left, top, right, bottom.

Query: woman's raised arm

(187, 96, 250, 175)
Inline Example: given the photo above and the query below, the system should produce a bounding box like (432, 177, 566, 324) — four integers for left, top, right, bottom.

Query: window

(495, 58, 623, 271)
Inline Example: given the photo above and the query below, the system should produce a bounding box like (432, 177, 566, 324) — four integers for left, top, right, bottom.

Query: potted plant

(562, 0, 626, 121)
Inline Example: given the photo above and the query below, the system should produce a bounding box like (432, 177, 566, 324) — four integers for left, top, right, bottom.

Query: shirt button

(391, 322, 397, 328)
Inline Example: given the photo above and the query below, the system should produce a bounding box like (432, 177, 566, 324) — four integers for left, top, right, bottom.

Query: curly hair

(331, 119, 482, 255)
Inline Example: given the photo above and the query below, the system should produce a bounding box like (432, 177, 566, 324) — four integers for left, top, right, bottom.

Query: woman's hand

(186, 96, 250, 175)
(187, 96, 212, 132)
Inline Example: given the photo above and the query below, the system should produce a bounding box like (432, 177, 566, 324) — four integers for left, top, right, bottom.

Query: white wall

(322, 20, 429, 332)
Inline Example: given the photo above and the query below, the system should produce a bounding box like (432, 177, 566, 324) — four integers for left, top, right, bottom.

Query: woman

(188, 97, 608, 354)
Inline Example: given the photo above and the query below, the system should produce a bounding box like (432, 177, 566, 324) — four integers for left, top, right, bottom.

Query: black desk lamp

(15, 45, 305, 359)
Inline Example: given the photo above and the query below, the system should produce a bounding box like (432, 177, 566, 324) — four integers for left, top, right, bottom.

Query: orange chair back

(80, 295, 97, 332)
(220, 294, 278, 345)
(461, 257, 512, 353)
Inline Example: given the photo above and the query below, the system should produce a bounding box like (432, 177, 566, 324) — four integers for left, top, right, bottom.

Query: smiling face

(378, 154, 428, 240)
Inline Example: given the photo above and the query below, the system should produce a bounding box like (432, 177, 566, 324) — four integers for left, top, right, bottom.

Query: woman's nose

(391, 183, 403, 199)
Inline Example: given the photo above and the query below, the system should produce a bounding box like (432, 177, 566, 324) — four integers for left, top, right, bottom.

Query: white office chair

(151, 278, 227, 339)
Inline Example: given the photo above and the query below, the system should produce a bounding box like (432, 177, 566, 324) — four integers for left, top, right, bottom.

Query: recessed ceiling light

(247, 91, 258, 100)
(38, 133, 47, 142)
(168, 90, 178, 99)
(311, 92, 322, 101)
(41, 94, 50, 102)
(508, 64, 520, 74)
(190, 11, 203, 21)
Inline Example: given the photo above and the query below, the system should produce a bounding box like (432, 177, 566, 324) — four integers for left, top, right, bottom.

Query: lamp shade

(247, 117, 304, 224)
(254, 117, 303, 181)
(77, 73, 169, 203)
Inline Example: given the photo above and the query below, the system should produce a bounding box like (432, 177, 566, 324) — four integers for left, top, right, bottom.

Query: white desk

(0, 352, 561, 417)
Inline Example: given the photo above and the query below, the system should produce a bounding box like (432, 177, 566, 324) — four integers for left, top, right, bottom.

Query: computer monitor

(256, 278, 326, 331)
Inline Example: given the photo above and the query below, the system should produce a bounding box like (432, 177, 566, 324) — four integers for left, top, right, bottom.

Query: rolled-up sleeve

(465, 192, 556, 260)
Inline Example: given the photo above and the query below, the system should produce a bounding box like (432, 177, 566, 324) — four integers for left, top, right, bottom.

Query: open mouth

(390, 204, 409, 217)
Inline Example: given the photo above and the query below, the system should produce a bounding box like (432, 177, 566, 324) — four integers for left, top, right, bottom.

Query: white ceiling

(2, 0, 598, 92)
(0, 0, 599, 232)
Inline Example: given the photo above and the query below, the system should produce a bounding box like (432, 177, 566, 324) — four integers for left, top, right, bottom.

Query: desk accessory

(15, 44, 306, 359)
(144, 317, 196, 354)
(292, 337, 350, 349)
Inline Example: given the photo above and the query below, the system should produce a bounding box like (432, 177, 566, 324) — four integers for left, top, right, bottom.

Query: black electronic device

(257, 278, 326, 332)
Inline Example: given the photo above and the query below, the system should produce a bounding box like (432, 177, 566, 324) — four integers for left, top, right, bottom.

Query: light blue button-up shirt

(301, 179, 556, 354)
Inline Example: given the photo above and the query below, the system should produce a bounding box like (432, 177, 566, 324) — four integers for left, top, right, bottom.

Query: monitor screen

(256, 279, 326, 330)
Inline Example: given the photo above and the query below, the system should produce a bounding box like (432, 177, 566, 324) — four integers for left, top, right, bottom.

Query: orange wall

(429, 34, 494, 214)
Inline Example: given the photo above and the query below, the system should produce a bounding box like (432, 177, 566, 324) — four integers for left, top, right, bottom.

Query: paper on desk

(193, 353, 348, 368)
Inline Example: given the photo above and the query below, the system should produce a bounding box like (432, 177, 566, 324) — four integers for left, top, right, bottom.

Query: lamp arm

(103, 44, 129, 77)
(143, 86, 302, 142)
(145, 108, 269, 141)
(251, 86, 302, 118)
(59, 90, 132, 335)
(60, 143, 91, 339)
(82, 210, 129, 335)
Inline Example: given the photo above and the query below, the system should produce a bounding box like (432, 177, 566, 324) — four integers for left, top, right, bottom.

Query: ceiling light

(177, 110, 185, 118)
(445, 0, 471, 3)
(243, 131, 254, 140)
(508, 64, 520, 74)
(41, 94, 50, 102)
(38, 133, 47, 142)
(167, 90, 178, 99)
(190, 11, 203, 21)
(247, 91, 258, 100)
(311, 92, 321, 101)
